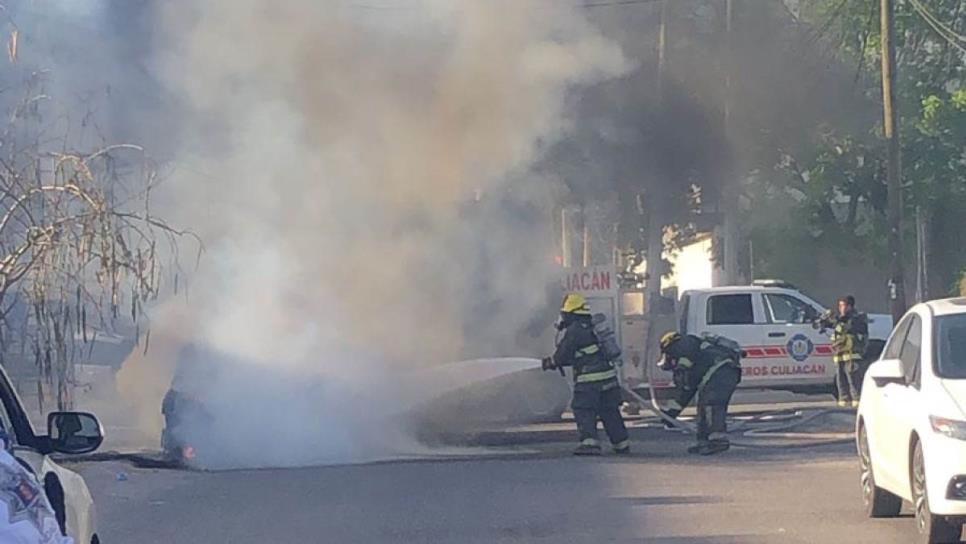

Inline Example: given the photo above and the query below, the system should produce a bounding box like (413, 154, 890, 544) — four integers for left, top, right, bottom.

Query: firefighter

(658, 332, 741, 455)
(542, 293, 630, 456)
(829, 295, 868, 408)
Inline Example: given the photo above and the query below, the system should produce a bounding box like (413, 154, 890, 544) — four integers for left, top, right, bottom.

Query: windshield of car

(935, 314, 966, 379)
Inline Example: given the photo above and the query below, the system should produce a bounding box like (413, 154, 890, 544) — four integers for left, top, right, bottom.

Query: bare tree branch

(0, 73, 197, 409)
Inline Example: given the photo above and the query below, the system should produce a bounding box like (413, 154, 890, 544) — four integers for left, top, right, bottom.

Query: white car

(0, 365, 104, 543)
(857, 298, 966, 543)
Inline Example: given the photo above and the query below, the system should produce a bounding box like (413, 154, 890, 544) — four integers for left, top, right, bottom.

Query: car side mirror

(866, 358, 905, 387)
(47, 412, 103, 455)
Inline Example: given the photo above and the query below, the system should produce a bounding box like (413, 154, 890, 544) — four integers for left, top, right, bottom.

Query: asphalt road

(70, 429, 938, 544)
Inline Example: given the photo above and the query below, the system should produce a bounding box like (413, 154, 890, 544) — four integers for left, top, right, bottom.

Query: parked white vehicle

(0, 365, 104, 543)
(857, 298, 966, 543)
(663, 281, 893, 390)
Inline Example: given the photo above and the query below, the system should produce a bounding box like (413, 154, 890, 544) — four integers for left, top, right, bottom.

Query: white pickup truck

(651, 282, 894, 391)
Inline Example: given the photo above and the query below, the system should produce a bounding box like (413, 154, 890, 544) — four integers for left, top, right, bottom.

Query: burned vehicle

(161, 344, 570, 468)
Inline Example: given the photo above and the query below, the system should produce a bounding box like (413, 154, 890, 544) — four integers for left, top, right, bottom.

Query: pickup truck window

(707, 294, 754, 325)
(764, 293, 813, 324)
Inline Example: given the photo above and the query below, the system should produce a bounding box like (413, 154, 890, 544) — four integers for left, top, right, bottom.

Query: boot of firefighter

(574, 438, 602, 456)
(688, 441, 730, 456)
(687, 441, 709, 455)
(612, 440, 631, 455)
(662, 399, 685, 429)
(702, 433, 731, 455)
(700, 407, 731, 455)
(688, 405, 714, 454)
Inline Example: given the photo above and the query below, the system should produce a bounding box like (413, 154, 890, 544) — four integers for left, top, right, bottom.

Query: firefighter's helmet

(659, 331, 682, 353)
(561, 293, 591, 315)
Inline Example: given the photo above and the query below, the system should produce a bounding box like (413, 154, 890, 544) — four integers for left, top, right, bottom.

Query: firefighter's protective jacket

(832, 310, 868, 365)
(667, 335, 739, 407)
(551, 316, 617, 384)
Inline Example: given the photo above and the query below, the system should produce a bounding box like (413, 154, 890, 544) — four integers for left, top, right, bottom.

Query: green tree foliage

(546, 1, 859, 271)
(745, 0, 966, 298)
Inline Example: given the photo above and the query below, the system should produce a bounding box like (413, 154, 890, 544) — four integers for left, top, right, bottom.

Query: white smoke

(46, 0, 106, 18)
(130, 0, 627, 468)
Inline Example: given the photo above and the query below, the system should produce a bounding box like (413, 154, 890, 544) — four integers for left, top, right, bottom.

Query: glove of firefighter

(541, 357, 556, 371)
(657, 356, 676, 372)
(813, 310, 834, 331)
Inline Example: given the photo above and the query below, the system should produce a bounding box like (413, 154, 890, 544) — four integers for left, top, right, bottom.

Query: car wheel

(912, 440, 963, 543)
(858, 423, 902, 518)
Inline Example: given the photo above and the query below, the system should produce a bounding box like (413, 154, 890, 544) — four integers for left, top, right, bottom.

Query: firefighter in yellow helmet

(542, 293, 630, 456)
(658, 331, 742, 455)
(658, 332, 698, 428)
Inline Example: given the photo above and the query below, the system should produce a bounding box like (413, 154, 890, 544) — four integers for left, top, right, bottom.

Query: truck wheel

(859, 423, 901, 518)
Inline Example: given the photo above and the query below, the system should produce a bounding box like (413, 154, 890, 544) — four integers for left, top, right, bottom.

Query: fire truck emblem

(786, 334, 814, 362)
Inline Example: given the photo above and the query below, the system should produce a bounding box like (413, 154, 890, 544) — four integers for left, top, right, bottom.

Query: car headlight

(929, 416, 966, 440)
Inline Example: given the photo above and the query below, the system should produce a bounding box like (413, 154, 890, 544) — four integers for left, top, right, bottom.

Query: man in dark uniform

(543, 293, 630, 456)
(824, 295, 868, 408)
(658, 331, 741, 455)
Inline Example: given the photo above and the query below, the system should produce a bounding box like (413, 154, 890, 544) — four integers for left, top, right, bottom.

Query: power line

(907, 0, 966, 56)
(907, 0, 966, 42)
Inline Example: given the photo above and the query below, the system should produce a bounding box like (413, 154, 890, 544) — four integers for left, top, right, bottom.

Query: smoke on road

(109, 0, 626, 468)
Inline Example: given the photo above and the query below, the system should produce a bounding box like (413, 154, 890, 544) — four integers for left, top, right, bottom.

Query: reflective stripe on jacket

(551, 317, 616, 384)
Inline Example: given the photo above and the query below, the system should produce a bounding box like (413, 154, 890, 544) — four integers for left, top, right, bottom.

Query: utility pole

(880, 0, 906, 320)
(644, 0, 669, 371)
(915, 206, 929, 302)
(645, 0, 669, 313)
(720, 0, 740, 286)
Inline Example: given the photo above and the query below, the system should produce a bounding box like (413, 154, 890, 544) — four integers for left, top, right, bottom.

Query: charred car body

(160, 344, 569, 467)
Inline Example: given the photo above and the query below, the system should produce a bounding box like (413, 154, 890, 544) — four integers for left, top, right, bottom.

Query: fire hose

(621, 383, 857, 449)
(542, 353, 855, 449)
